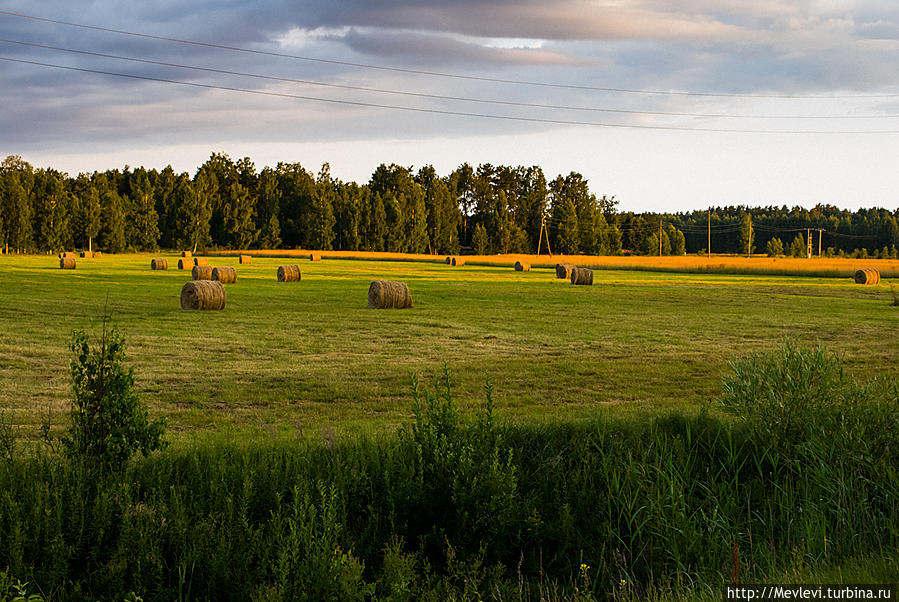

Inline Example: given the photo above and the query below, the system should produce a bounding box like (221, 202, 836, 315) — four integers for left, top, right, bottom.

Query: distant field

(1, 252, 896, 443)
(220, 248, 899, 278)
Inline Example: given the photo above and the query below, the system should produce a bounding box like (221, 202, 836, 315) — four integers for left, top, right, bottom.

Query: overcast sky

(2, 1, 899, 212)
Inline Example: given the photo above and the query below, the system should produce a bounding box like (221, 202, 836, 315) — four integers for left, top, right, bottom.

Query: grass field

(1, 252, 896, 443)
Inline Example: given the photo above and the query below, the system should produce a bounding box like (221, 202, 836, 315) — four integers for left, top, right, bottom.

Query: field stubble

(0, 253, 896, 443)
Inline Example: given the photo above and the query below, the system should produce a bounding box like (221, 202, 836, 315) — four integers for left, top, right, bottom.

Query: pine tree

(126, 169, 160, 251)
(766, 237, 784, 257)
(789, 233, 806, 257)
(471, 222, 490, 254)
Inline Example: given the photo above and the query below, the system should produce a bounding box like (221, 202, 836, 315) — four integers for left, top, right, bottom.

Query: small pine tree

(789, 234, 806, 258)
(471, 223, 490, 255)
(62, 324, 166, 467)
(766, 237, 784, 257)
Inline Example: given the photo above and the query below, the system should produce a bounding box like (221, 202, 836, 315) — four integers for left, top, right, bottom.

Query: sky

(2, 1, 899, 213)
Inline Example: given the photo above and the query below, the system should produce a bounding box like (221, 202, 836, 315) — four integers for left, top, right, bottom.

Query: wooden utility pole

(806, 227, 812, 259)
(747, 214, 752, 258)
(537, 214, 552, 257)
(817, 229, 823, 257)
(659, 221, 663, 257)
(708, 208, 711, 259)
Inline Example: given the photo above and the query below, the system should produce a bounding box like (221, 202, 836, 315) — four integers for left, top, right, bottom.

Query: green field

(1, 253, 895, 441)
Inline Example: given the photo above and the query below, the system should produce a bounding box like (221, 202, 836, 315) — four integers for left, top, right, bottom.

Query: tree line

(1, 153, 896, 257)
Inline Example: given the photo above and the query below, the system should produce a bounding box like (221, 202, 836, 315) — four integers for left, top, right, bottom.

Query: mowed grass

(0, 253, 896, 443)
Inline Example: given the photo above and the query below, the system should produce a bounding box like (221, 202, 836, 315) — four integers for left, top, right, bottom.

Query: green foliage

(765, 236, 784, 257)
(61, 325, 166, 467)
(471, 223, 490, 254)
(788, 233, 806, 257)
(0, 569, 44, 602)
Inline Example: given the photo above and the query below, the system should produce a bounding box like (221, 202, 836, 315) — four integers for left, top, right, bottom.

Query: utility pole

(708, 208, 711, 259)
(747, 214, 752, 258)
(806, 227, 812, 259)
(817, 229, 823, 257)
(537, 214, 552, 257)
(659, 221, 663, 257)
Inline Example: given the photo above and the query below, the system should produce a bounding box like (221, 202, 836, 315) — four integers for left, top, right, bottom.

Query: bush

(62, 325, 166, 468)
(765, 237, 783, 257)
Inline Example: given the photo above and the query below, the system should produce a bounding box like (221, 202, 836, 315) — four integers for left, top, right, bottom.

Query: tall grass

(1, 345, 897, 600)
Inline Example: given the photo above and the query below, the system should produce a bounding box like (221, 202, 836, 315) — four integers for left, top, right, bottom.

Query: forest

(1, 153, 897, 258)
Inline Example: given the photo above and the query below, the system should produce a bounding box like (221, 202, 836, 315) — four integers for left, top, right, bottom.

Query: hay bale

(151, 258, 168, 270)
(212, 266, 237, 284)
(177, 258, 193, 270)
(451, 257, 466, 267)
(192, 265, 213, 280)
(310, 252, 322, 261)
(193, 257, 209, 266)
(80, 251, 93, 258)
(180, 280, 226, 310)
(181, 251, 192, 258)
(570, 266, 594, 285)
(239, 255, 251, 264)
(93, 251, 102, 258)
(555, 263, 575, 279)
(277, 265, 301, 282)
(445, 256, 452, 264)
(368, 280, 412, 309)
(854, 268, 880, 285)
(514, 261, 530, 272)
(59, 257, 76, 269)
(59, 251, 77, 259)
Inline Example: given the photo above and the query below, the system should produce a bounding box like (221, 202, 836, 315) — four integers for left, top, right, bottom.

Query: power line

(8, 56, 899, 134)
(7, 38, 898, 121)
(5, 9, 899, 100)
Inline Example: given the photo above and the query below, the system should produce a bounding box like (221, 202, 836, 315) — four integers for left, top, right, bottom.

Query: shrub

(765, 237, 784, 257)
(61, 325, 167, 468)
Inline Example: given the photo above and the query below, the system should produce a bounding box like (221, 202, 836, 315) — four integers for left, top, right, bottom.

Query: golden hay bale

(194, 257, 209, 266)
(445, 256, 452, 264)
(177, 258, 193, 270)
(555, 263, 575, 279)
(151, 258, 168, 270)
(310, 252, 322, 261)
(59, 251, 77, 259)
(570, 266, 594, 285)
(451, 257, 466, 267)
(181, 251, 192, 258)
(211, 266, 237, 284)
(180, 280, 226, 310)
(192, 265, 213, 280)
(93, 251, 102, 257)
(368, 280, 413, 309)
(239, 255, 251, 264)
(854, 268, 880, 285)
(277, 265, 301, 282)
(514, 261, 531, 272)
(59, 257, 76, 269)
(80, 251, 93, 258)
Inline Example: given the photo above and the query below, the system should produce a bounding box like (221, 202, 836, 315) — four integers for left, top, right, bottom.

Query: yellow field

(210, 249, 899, 279)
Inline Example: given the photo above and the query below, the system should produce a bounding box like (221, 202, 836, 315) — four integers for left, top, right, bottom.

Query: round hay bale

(59, 257, 76, 269)
(368, 280, 413, 309)
(93, 251, 102, 258)
(570, 266, 594, 286)
(514, 261, 531, 272)
(80, 251, 93, 258)
(151, 258, 168, 270)
(181, 250, 192, 258)
(309, 252, 322, 261)
(192, 265, 213, 280)
(555, 263, 574, 279)
(445, 256, 452, 264)
(193, 257, 209, 266)
(211, 266, 237, 284)
(451, 257, 466, 267)
(59, 251, 77, 259)
(277, 265, 301, 282)
(239, 254, 251, 264)
(854, 268, 880, 285)
(180, 280, 226, 310)
(177, 258, 193, 270)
